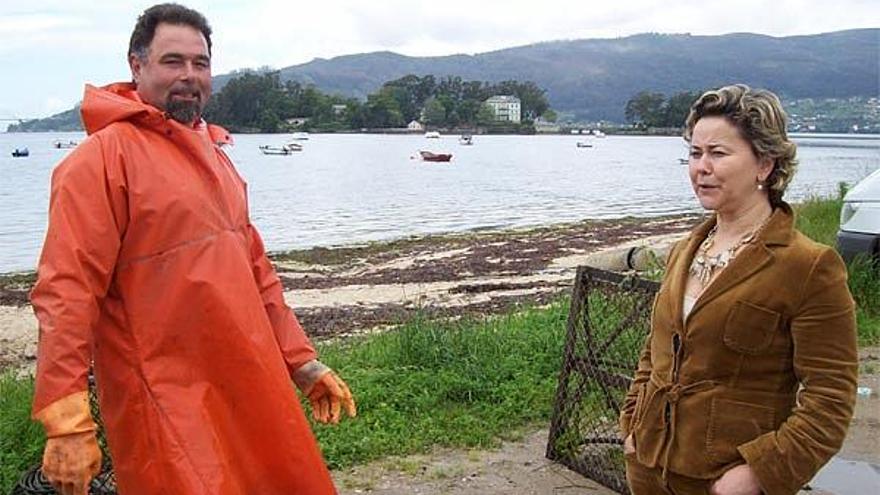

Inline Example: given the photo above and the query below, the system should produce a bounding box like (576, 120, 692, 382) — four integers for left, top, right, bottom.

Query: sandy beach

(0, 214, 697, 371)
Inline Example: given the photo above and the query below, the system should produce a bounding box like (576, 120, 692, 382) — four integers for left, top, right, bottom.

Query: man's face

(129, 23, 211, 125)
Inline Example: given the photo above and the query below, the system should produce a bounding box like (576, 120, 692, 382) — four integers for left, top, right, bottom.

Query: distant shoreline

(5, 129, 879, 137)
(0, 213, 698, 282)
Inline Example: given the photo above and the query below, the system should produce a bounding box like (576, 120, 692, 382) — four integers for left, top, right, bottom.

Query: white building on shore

(485, 95, 521, 123)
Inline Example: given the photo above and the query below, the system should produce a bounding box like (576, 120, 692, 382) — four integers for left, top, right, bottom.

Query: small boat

(459, 134, 473, 145)
(419, 150, 452, 162)
(52, 140, 78, 149)
(289, 132, 310, 141)
(424, 131, 441, 139)
(259, 143, 302, 155)
(591, 130, 606, 138)
(678, 158, 689, 164)
(576, 142, 593, 148)
(11, 147, 29, 157)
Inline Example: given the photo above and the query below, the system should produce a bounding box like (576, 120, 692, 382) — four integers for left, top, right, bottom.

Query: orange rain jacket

(31, 82, 337, 494)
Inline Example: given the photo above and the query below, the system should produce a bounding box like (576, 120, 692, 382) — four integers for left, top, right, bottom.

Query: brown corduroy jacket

(618, 203, 858, 495)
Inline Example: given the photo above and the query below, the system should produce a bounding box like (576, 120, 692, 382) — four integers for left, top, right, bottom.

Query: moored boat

(11, 147, 29, 157)
(425, 131, 441, 139)
(52, 140, 78, 149)
(459, 134, 473, 145)
(576, 142, 593, 148)
(259, 143, 302, 155)
(419, 150, 452, 162)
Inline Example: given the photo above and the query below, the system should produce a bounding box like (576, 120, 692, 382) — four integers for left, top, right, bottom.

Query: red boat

(419, 150, 453, 162)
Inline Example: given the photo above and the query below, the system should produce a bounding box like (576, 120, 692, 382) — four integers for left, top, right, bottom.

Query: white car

(837, 168, 880, 264)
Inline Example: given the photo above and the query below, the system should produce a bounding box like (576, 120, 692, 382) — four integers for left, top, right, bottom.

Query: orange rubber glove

(34, 391, 102, 495)
(293, 360, 357, 424)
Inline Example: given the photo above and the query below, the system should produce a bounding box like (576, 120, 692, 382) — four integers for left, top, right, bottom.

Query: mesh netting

(546, 266, 659, 494)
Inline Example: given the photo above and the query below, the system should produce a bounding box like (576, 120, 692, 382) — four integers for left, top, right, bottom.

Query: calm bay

(1, 131, 877, 273)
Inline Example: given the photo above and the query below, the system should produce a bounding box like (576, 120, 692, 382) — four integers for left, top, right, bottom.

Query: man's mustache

(168, 88, 202, 101)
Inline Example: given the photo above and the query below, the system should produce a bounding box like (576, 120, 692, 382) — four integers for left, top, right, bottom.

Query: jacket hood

(81, 83, 153, 135)
(80, 82, 232, 145)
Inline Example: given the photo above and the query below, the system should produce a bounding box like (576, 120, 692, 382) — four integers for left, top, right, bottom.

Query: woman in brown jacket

(618, 85, 858, 495)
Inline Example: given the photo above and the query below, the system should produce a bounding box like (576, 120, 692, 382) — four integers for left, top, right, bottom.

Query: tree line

(204, 72, 552, 133)
(7, 80, 705, 134)
(623, 90, 704, 129)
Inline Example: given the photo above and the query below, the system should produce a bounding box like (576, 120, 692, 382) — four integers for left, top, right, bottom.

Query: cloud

(1, 0, 877, 119)
(42, 96, 68, 115)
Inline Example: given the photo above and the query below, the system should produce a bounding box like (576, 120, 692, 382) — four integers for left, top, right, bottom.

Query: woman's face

(688, 116, 772, 215)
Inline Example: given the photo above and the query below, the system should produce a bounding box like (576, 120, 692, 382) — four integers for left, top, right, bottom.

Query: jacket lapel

(667, 217, 715, 331)
(686, 204, 795, 325)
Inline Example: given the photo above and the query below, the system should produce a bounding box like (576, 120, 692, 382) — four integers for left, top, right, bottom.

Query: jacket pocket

(722, 300, 780, 355)
(706, 398, 775, 465)
(633, 381, 666, 467)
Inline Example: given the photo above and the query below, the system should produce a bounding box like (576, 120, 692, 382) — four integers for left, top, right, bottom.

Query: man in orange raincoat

(30, 4, 355, 494)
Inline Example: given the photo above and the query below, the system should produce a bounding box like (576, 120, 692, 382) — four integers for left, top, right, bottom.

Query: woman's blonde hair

(684, 84, 798, 207)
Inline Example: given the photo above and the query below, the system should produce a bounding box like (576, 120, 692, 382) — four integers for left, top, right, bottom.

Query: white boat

(592, 130, 606, 138)
(425, 131, 441, 139)
(290, 132, 310, 141)
(259, 143, 302, 155)
(459, 134, 473, 145)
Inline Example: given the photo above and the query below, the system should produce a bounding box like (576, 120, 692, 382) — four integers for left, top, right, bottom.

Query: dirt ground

(2, 215, 876, 494)
(332, 428, 617, 495)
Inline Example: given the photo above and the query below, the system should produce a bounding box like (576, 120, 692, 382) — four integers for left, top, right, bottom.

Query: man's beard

(165, 98, 202, 125)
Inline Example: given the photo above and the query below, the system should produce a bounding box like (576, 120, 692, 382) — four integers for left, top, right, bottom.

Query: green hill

(255, 29, 877, 122)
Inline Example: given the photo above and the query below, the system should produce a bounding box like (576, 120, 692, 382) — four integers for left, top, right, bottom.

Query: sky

(1, 0, 878, 124)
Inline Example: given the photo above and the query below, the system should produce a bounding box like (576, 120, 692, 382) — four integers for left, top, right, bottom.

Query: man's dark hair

(128, 3, 213, 60)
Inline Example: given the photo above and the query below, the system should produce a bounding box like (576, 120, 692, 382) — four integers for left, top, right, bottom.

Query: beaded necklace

(688, 215, 771, 286)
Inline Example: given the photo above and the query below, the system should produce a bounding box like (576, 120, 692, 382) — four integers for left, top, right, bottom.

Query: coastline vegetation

(205, 72, 551, 134)
(1, 193, 877, 492)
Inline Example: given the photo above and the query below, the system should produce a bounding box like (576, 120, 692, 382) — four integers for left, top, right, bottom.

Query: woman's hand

(709, 464, 762, 495)
(624, 434, 636, 455)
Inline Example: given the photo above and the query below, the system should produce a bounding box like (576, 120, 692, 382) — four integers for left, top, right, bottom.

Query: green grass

(793, 192, 845, 248)
(848, 255, 880, 345)
(307, 301, 570, 469)
(0, 373, 44, 491)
